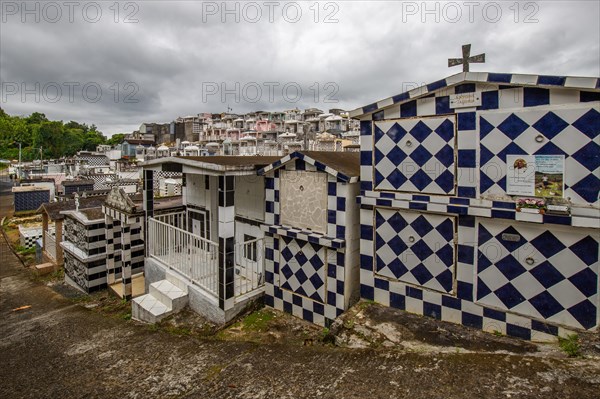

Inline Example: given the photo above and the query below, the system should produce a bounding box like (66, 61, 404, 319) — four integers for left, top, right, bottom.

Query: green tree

(0, 110, 108, 160)
(26, 112, 48, 125)
(107, 133, 126, 146)
(65, 120, 89, 133)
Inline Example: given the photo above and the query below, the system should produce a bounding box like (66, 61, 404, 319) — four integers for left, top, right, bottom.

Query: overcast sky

(1, 0, 599, 136)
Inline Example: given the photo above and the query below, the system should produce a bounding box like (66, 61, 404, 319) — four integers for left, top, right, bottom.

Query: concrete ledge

(33, 262, 55, 276)
(188, 284, 224, 324)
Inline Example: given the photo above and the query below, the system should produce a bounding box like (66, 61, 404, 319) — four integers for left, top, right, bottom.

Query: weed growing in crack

(559, 334, 581, 357)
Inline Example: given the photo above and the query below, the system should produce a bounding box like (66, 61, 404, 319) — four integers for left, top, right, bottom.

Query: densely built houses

(123, 108, 360, 160)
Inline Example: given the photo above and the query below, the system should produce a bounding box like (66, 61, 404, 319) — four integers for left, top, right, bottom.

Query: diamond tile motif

(571, 108, 600, 139)
(375, 208, 456, 294)
(374, 117, 456, 195)
(476, 219, 599, 330)
(480, 105, 600, 205)
(497, 114, 530, 140)
(532, 111, 569, 139)
(280, 236, 326, 303)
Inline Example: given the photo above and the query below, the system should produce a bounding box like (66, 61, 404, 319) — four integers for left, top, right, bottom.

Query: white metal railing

(45, 231, 57, 260)
(148, 218, 219, 297)
(239, 146, 258, 156)
(153, 211, 186, 229)
(234, 237, 265, 298)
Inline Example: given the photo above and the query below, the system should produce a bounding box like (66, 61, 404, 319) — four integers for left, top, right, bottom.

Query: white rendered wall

(235, 175, 265, 222)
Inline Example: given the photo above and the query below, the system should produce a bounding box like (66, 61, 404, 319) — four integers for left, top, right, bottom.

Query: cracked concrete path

(1, 172, 599, 399)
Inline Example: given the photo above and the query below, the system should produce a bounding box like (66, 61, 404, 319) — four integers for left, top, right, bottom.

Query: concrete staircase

(132, 271, 188, 324)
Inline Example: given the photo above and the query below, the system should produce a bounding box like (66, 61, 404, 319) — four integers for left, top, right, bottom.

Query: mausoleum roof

(351, 71, 600, 118)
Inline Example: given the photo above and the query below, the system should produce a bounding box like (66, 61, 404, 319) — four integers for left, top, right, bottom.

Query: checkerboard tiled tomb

(280, 236, 327, 303)
(260, 152, 360, 326)
(61, 213, 108, 293)
(13, 188, 50, 212)
(374, 209, 455, 294)
(476, 220, 597, 330)
(103, 187, 145, 300)
(354, 72, 599, 341)
(19, 226, 46, 249)
(479, 106, 598, 204)
(374, 116, 456, 195)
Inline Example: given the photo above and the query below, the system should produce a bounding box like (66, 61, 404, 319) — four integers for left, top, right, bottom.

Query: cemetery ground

(1, 172, 600, 399)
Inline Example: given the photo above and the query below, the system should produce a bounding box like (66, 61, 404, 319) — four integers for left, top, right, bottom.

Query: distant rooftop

(177, 155, 280, 167)
(143, 155, 281, 172)
(125, 139, 155, 145)
(12, 186, 50, 193)
(62, 180, 95, 186)
(21, 178, 56, 183)
(76, 153, 109, 158)
(79, 208, 105, 221)
(38, 196, 108, 220)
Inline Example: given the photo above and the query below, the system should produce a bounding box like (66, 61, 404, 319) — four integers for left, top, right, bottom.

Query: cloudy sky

(1, 0, 599, 136)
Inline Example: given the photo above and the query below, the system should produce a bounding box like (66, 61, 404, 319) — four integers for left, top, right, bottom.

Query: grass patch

(240, 309, 276, 332)
(3, 226, 19, 243)
(69, 289, 113, 304)
(42, 268, 64, 281)
(70, 294, 94, 304)
(102, 300, 130, 315)
(15, 245, 36, 255)
(213, 329, 229, 340)
(320, 327, 336, 345)
(31, 267, 64, 284)
(357, 299, 377, 310)
(163, 325, 192, 336)
(13, 210, 38, 218)
(74, 291, 132, 320)
(49, 268, 64, 279)
(558, 334, 581, 357)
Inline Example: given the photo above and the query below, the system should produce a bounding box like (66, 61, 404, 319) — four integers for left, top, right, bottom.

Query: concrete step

(131, 293, 172, 324)
(150, 280, 188, 312)
(33, 262, 55, 276)
(165, 268, 189, 294)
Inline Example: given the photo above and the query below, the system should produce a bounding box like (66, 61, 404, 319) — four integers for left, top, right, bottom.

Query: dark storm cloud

(1, 0, 598, 136)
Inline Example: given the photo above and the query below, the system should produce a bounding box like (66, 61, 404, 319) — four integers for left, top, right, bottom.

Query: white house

(133, 155, 280, 323)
